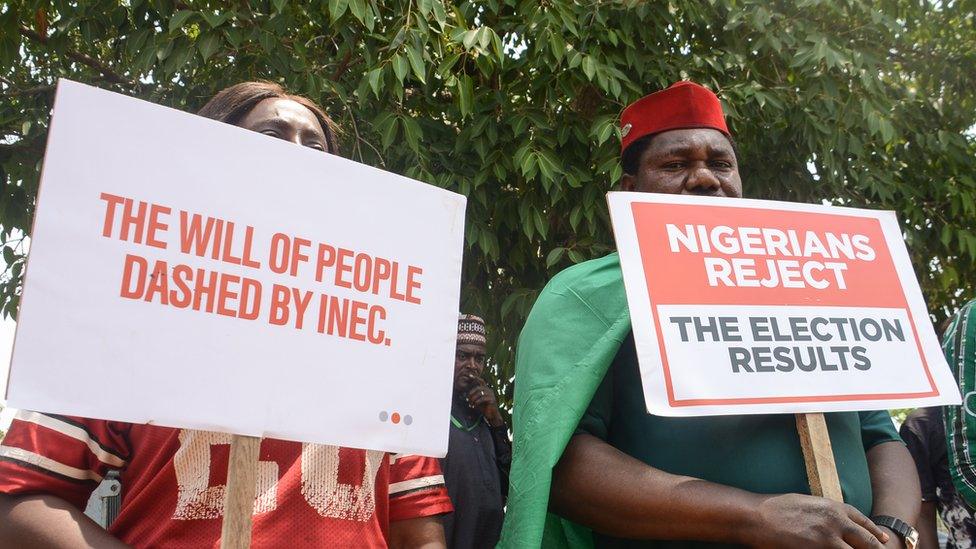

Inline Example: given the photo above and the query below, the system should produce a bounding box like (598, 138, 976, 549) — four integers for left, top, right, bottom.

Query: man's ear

(621, 173, 636, 192)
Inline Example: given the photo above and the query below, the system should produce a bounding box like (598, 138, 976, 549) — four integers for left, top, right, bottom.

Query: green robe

(498, 253, 630, 548)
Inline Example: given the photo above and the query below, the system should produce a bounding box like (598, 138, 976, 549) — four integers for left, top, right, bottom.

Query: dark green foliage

(1, 0, 974, 416)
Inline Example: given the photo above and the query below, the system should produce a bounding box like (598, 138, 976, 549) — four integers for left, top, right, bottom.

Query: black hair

(197, 81, 340, 154)
(621, 134, 655, 176)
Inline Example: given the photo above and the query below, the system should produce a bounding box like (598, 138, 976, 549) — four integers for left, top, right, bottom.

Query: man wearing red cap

(499, 82, 920, 549)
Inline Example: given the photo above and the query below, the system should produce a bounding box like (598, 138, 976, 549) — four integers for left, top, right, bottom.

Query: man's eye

(261, 129, 280, 138)
(709, 161, 733, 169)
(306, 142, 326, 151)
(663, 162, 685, 170)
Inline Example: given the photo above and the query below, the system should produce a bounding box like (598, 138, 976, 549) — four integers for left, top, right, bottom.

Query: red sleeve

(387, 453, 453, 522)
(0, 410, 131, 510)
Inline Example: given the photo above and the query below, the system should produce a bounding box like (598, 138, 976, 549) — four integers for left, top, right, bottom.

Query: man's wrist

(872, 515, 916, 549)
(484, 408, 505, 427)
(729, 493, 773, 546)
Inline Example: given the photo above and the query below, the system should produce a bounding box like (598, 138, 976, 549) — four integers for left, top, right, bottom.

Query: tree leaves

(391, 53, 408, 85)
(328, 0, 348, 19)
(348, 0, 368, 25)
(197, 34, 220, 61)
(405, 44, 426, 84)
(169, 10, 196, 33)
(367, 67, 383, 98)
(457, 74, 473, 117)
(1, 0, 974, 416)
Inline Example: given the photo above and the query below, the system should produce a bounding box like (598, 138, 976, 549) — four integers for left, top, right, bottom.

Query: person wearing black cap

(440, 314, 512, 548)
(499, 82, 920, 549)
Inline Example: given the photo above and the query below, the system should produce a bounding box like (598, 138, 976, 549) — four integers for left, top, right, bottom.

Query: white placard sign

(608, 192, 960, 416)
(6, 79, 466, 456)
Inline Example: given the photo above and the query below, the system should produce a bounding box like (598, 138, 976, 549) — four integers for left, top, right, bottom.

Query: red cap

(620, 81, 730, 153)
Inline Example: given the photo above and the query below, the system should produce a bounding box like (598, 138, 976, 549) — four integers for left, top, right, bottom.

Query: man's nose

(684, 166, 721, 194)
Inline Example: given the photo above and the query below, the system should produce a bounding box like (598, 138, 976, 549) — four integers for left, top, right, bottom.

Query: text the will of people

(99, 192, 423, 347)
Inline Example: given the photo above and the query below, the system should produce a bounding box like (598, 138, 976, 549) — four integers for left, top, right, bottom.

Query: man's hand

(749, 494, 889, 548)
(463, 375, 504, 427)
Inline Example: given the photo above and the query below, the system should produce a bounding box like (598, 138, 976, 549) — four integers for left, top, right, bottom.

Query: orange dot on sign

(391, 412, 401, 424)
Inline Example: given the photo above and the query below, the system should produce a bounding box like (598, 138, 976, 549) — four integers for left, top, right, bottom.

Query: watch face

(905, 528, 919, 549)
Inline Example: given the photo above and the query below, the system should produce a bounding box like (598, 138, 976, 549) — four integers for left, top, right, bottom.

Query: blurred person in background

(440, 314, 511, 548)
(940, 298, 976, 548)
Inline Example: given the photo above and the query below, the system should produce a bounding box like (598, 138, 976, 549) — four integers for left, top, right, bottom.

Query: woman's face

(238, 98, 329, 152)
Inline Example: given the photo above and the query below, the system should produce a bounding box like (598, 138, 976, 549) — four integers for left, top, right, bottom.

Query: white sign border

(607, 191, 960, 416)
(5, 79, 467, 457)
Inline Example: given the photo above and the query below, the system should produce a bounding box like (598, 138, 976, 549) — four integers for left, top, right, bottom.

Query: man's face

(238, 97, 329, 152)
(454, 342, 487, 395)
(621, 128, 742, 197)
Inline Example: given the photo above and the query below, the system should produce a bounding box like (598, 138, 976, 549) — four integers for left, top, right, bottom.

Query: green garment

(944, 299, 976, 507)
(498, 253, 901, 549)
(499, 253, 631, 549)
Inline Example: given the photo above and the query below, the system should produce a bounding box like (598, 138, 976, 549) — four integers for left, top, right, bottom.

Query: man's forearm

(553, 434, 889, 548)
(867, 441, 922, 542)
(0, 494, 130, 549)
(552, 433, 764, 543)
(388, 515, 446, 549)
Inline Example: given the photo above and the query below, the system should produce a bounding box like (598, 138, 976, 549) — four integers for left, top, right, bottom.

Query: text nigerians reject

(665, 223, 875, 290)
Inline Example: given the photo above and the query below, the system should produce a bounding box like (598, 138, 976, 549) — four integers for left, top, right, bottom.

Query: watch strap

(870, 515, 916, 541)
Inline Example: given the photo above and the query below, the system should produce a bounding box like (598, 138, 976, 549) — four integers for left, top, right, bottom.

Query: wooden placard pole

(220, 434, 262, 549)
(795, 412, 844, 502)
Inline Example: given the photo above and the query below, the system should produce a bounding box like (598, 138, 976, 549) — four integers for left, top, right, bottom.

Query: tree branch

(0, 76, 56, 97)
(0, 140, 45, 157)
(332, 50, 355, 80)
(19, 26, 142, 88)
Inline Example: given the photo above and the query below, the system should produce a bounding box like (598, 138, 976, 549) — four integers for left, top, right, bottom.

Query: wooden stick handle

(220, 434, 262, 549)
(795, 412, 844, 502)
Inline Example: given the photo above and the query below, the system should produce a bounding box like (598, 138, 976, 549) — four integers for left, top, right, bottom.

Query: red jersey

(0, 410, 452, 548)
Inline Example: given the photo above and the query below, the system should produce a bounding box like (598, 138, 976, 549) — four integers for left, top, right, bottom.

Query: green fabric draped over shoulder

(498, 253, 630, 549)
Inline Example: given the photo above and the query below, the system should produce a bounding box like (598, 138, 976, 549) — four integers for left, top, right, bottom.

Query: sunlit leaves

(0, 0, 974, 417)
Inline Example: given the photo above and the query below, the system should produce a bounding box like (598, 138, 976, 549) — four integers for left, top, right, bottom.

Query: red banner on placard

(631, 203, 907, 308)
